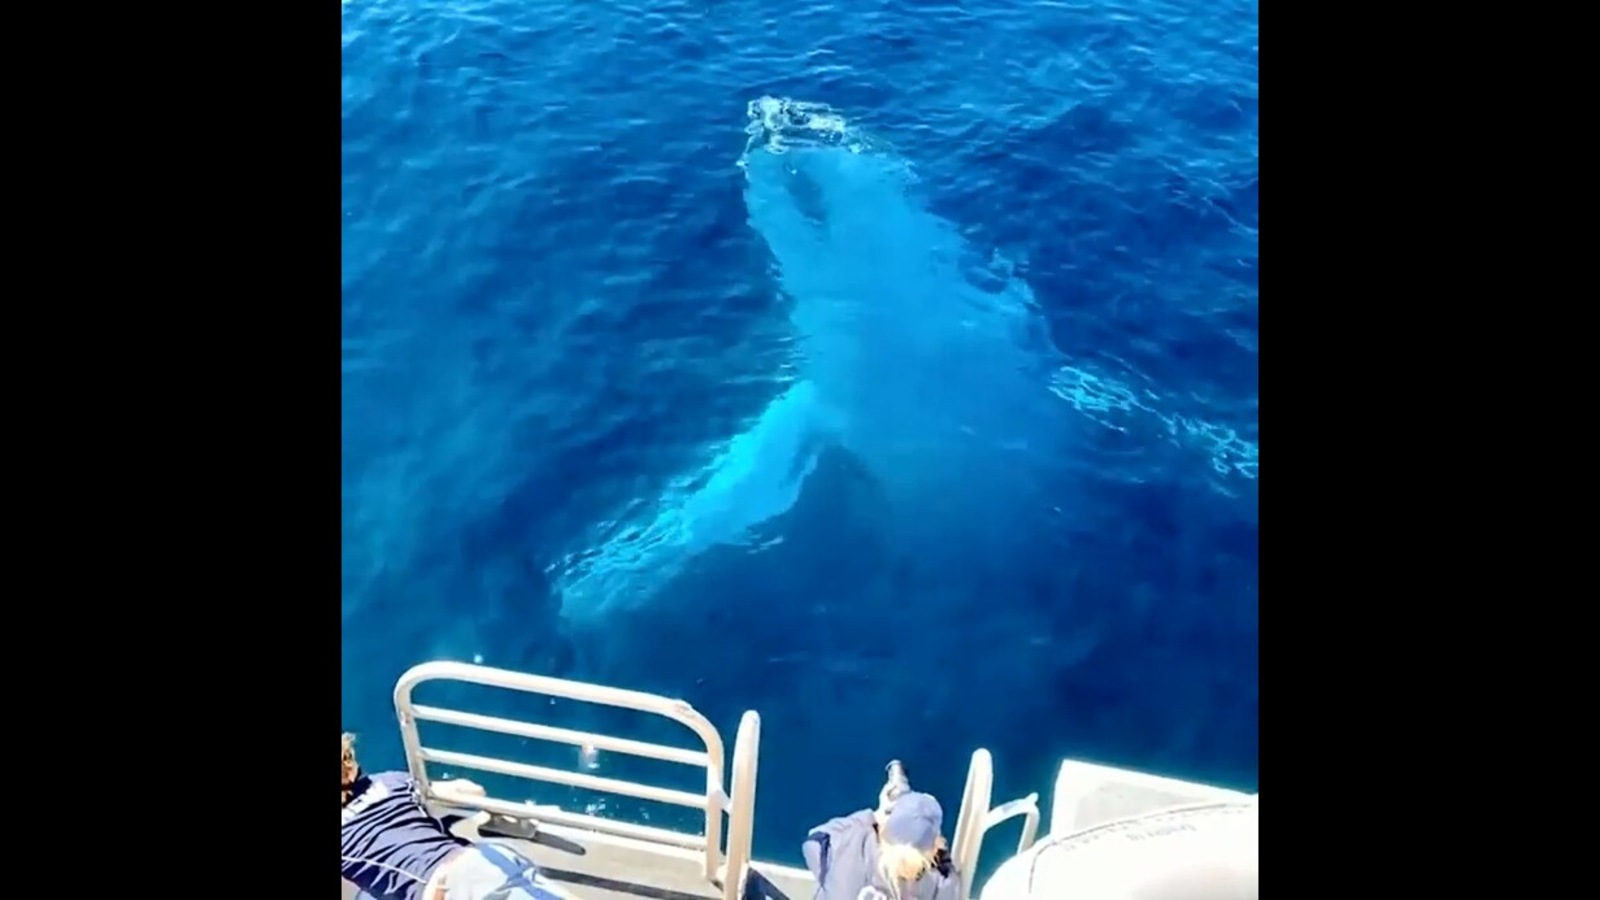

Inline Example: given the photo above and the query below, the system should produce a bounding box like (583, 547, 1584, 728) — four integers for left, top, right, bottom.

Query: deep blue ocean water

(341, 0, 1257, 869)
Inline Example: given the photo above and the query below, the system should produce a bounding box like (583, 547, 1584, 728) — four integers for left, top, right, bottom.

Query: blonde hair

(341, 732, 358, 805)
(874, 811, 936, 900)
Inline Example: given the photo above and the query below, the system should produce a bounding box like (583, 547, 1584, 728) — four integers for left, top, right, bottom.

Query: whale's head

(744, 96, 855, 155)
(741, 97, 915, 236)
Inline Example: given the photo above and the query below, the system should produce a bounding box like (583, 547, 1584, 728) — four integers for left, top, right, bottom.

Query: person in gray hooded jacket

(801, 791, 964, 900)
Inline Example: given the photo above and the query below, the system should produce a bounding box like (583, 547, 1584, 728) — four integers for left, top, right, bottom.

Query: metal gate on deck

(391, 661, 1042, 900)
(394, 661, 761, 900)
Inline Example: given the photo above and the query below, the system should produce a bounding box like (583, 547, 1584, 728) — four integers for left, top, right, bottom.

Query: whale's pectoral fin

(552, 381, 835, 621)
(678, 380, 834, 549)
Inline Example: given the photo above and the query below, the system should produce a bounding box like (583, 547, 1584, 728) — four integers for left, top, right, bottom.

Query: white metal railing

(978, 794, 1040, 860)
(950, 749, 992, 890)
(722, 711, 761, 900)
(947, 749, 1041, 900)
(393, 661, 762, 900)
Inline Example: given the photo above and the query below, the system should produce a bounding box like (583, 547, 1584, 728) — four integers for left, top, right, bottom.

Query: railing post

(950, 748, 993, 900)
(979, 793, 1041, 858)
(1016, 800, 1039, 854)
(395, 691, 431, 797)
(723, 711, 761, 900)
(701, 745, 724, 883)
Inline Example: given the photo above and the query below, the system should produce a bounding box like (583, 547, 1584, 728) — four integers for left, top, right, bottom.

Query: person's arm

(802, 810, 876, 883)
(429, 777, 488, 829)
(376, 770, 486, 802)
(433, 778, 486, 797)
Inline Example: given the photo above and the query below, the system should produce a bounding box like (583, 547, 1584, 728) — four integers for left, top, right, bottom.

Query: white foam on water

(742, 96, 866, 159)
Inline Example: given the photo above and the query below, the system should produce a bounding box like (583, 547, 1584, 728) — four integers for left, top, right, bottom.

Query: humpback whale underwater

(550, 97, 1252, 625)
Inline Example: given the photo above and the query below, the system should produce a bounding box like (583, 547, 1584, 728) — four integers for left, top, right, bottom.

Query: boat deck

(341, 813, 815, 900)
(343, 661, 1253, 900)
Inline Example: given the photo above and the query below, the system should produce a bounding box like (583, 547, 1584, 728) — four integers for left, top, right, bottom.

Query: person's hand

(437, 778, 486, 797)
